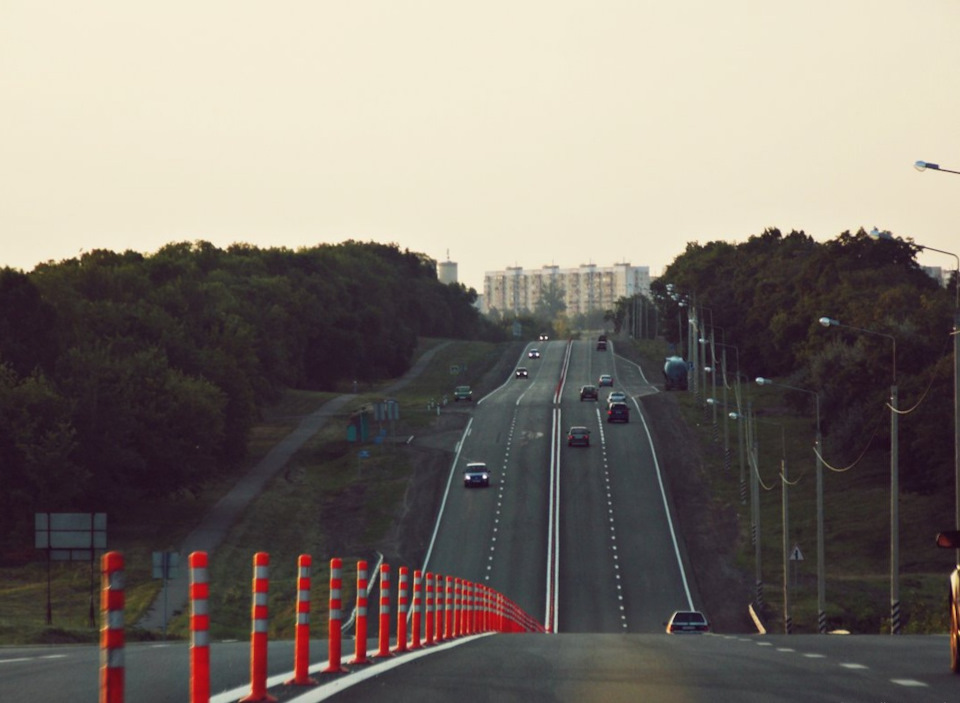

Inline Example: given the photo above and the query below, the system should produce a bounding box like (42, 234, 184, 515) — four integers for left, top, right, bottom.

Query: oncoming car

(567, 426, 590, 447)
(515, 367, 529, 378)
(453, 385, 473, 401)
(528, 348, 541, 359)
(463, 462, 490, 488)
(664, 610, 709, 634)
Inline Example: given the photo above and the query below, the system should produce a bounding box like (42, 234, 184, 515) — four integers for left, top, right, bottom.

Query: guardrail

(98, 550, 544, 702)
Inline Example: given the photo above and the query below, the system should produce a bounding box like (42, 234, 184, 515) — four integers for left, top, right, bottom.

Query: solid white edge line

(421, 416, 474, 572)
(635, 399, 696, 610)
(210, 633, 496, 703)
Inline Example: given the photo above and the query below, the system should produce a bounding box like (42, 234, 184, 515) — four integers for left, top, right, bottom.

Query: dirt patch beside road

(387, 340, 755, 634)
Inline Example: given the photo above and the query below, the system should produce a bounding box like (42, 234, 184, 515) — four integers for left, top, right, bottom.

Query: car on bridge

(463, 462, 490, 488)
(664, 610, 709, 634)
(579, 385, 598, 401)
(567, 426, 591, 447)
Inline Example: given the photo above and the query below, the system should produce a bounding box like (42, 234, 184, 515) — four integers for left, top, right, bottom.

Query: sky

(3, 1, 960, 292)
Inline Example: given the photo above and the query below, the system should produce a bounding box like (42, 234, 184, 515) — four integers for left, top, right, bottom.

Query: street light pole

(820, 316, 900, 634)
(756, 377, 825, 633)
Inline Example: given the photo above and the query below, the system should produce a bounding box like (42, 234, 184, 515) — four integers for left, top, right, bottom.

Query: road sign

(790, 545, 804, 561)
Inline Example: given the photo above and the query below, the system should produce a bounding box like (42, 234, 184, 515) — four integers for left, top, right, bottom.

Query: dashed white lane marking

(840, 663, 868, 670)
(891, 679, 928, 687)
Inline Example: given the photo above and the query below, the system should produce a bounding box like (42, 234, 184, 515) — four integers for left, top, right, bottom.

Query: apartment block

(482, 263, 652, 316)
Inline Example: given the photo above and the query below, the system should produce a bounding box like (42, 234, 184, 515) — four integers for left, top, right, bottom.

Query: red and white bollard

(395, 566, 409, 653)
(411, 570, 423, 650)
(322, 557, 347, 674)
(189, 551, 210, 703)
(100, 551, 124, 703)
(424, 572, 435, 645)
(288, 554, 318, 685)
(240, 552, 276, 703)
(454, 577, 464, 637)
(444, 576, 455, 640)
(375, 563, 392, 658)
(352, 560, 370, 665)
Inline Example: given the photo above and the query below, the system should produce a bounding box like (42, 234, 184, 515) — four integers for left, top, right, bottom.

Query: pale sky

(3, 1, 960, 291)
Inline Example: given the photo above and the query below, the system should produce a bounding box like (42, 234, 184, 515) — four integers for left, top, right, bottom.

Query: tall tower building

(437, 251, 458, 285)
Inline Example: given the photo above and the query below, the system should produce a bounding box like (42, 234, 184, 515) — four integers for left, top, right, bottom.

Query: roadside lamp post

(890, 169, 960, 567)
(731, 408, 785, 612)
(755, 377, 825, 633)
(819, 316, 900, 634)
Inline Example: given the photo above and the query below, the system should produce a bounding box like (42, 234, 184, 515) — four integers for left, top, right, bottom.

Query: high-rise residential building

(482, 263, 652, 316)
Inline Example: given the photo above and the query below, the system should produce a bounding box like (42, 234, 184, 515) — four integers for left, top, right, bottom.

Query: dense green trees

(653, 227, 957, 494)
(0, 241, 497, 553)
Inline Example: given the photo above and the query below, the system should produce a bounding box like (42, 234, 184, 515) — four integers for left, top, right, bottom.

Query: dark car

(596, 340, 607, 351)
(579, 385, 598, 401)
(453, 385, 473, 401)
(936, 530, 960, 671)
(567, 426, 590, 447)
(607, 402, 630, 423)
(664, 610, 709, 634)
(598, 374, 613, 387)
(515, 367, 529, 378)
(463, 462, 490, 488)
(528, 348, 541, 359)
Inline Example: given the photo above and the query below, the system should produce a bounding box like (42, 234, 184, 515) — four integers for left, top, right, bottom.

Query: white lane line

(840, 663, 868, 670)
(891, 679, 928, 687)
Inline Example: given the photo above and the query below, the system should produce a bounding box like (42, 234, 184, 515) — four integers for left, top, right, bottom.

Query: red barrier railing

(375, 563, 392, 658)
(189, 551, 210, 703)
(100, 551, 124, 703)
(351, 560, 371, 665)
(288, 554, 318, 685)
(98, 553, 544, 702)
(239, 552, 275, 703)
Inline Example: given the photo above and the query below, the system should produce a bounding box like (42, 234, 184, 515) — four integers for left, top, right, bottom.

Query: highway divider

(99, 551, 544, 703)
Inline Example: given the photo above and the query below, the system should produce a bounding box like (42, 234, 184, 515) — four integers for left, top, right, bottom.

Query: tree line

(0, 240, 498, 555)
(648, 227, 957, 495)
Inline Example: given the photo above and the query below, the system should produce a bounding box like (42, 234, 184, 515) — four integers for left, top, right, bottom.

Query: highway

(3, 339, 959, 701)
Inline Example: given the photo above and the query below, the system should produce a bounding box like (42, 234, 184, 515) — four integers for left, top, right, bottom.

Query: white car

(607, 391, 627, 406)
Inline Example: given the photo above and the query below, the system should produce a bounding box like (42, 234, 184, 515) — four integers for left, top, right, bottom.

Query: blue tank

(663, 356, 688, 391)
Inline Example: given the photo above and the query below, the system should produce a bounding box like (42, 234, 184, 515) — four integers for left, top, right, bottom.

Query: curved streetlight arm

(915, 160, 960, 176)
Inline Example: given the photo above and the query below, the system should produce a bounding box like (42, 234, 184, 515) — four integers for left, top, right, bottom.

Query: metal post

(891, 384, 900, 634)
(782, 455, 791, 634)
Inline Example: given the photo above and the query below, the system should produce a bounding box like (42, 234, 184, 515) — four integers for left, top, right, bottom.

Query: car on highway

(567, 426, 591, 447)
(515, 367, 529, 378)
(596, 340, 607, 351)
(579, 385, 598, 401)
(453, 385, 473, 401)
(664, 610, 709, 634)
(463, 462, 490, 488)
(598, 373, 613, 387)
(539, 333, 549, 341)
(607, 402, 630, 423)
(528, 348, 541, 359)
(936, 530, 960, 671)
(606, 391, 627, 406)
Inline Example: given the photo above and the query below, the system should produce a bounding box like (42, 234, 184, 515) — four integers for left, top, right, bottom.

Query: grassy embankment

(618, 337, 955, 635)
(0, 338, 510, 645)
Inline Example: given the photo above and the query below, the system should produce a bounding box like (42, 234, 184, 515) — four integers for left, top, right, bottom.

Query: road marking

(840, 663, 868, 670)
(891, 679, 928, 687)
